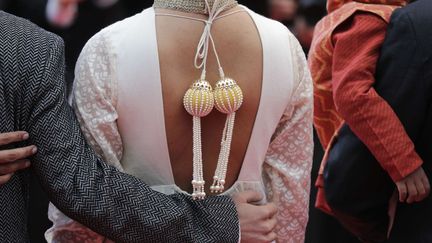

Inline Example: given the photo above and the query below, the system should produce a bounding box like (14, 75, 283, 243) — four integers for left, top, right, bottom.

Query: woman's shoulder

(243, 6, 297, 49)
(87, 7, 154, 44)
(106, 7, 153, 32)
(81, 7, 155, 56)
(244, 6, 289, 34)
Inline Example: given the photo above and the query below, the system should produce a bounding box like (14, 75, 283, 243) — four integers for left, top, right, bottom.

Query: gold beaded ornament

(159, 0, 244, 200)
(183, 80, 215, 118)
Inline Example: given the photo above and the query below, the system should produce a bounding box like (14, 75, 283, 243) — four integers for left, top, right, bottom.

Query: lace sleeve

(263, 34, 314, 243)
(45, 29, 122, 243)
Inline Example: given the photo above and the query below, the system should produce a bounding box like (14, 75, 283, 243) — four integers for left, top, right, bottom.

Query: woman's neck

(153, 0, 238, 15)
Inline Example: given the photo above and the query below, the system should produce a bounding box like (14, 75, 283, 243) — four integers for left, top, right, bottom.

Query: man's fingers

(256, 216, 278, 234)
(262, 216, 277, 234)
(406, 181, 418, 204)
(233, 191, 263, 204)
(244, 191, 264, 204)
(263, 231, 277, 243)
(0, 160, 31, 175)
(0, 146, 37, 163)
(0, 132, 29, 146)
(415, 178, 427, 202)
(0, 173, 13, 185)
(262, 203, 278, 219)
(397, 182, 407, 202)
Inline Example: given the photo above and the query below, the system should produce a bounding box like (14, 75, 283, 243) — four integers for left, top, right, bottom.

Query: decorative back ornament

(156, 0, 244, 199)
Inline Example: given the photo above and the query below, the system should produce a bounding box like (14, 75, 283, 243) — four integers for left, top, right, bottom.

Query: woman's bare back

(156, 6, 263, 193)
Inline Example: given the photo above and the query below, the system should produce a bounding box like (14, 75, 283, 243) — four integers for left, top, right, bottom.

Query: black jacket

(374, 0, 432, 241)
(0, 11, 239, 243)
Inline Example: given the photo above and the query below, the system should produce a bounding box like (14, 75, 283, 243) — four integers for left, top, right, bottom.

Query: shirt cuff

(387, 152, 423, 182)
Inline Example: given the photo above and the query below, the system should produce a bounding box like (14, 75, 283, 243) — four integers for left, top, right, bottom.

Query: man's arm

(373, 8, 431, 203)
(26, 33, 239, 243)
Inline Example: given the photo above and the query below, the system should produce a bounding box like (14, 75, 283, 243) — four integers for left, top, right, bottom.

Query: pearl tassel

(192, 116, 206, 200)
(211, 112, 235, 193)
(173, 0, 244, 199)
(211, 78, 242, 194)
(183, 80, 214, 200)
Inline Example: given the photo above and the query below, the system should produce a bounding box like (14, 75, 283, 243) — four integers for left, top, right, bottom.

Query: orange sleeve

(331, 12, 422, 182)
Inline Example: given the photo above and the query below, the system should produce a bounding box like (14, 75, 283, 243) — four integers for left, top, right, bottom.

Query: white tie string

(194, 0, 231, 80)
(156, 0, 245, 80)
(155, 0, 245, 199)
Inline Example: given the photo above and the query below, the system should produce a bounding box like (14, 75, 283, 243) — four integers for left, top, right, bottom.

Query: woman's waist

(150, 181, 267, 203)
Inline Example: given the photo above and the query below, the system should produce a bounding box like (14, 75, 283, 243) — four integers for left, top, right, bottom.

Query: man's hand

(396, 167, 430, 204)
(0, 131, 37, 185)
(232, 191, 278, 243)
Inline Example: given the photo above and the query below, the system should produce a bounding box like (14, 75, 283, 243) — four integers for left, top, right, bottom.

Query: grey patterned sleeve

(26, 33, 239, 243)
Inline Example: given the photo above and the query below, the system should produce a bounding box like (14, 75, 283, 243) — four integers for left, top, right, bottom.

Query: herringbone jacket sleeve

(27, 31, 239, 243)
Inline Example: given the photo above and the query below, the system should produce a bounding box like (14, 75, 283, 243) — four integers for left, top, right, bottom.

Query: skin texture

(233, 191, 278, 243)
(156, 6, 263, 194)
(395, 167, 430, 204)
(155, 7, 277, 239)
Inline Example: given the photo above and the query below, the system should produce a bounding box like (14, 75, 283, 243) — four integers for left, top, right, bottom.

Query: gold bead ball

(183, 80, 215, 117)
(214, 78, 243, 114)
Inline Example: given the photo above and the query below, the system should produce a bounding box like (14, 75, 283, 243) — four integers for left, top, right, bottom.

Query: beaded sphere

(214, 78, 243, 114)
(183, 80, 215, 117)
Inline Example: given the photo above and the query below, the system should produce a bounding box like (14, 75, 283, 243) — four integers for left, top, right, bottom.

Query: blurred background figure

(0, 0, 151, 96)
(46, 0, 122, 28)
(46, 0, 83, 28)
(294, 0, 326, 53)
(269, 0, 299, 29)
(238, 0, 268, 15)
(268, 0, 325, 54)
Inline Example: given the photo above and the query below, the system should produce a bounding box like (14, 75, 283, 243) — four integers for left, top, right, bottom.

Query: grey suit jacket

(0, 11, 239, 243)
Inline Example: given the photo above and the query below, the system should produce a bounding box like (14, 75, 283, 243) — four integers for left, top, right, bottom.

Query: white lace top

(45, 6, 313, 243)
